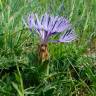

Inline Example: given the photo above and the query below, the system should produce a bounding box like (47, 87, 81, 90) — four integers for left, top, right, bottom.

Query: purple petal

(41, 13, 49, 30)
(41, 15, 44, 25)
(40, 14, 54, 41)
(27, 14, 42, 36)
(51, 16, 59, 31)
(52, 17, 71, 33)
(28, 15, 33, 30)
(35, 14, 42, 29)
(46, 16, 55, 32)
(45, 16, 59, 38)
(59, 29, 76, 42)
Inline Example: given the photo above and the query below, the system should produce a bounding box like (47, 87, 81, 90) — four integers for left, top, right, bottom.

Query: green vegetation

(0, 0, 96, 95)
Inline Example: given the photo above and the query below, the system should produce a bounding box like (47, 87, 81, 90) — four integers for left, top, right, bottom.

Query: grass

(0, 0, 96, 96)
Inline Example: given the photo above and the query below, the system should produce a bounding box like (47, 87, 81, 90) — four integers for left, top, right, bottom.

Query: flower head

(23, 13, 76, 44)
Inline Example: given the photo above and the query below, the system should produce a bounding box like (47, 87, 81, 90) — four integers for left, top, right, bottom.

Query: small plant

(23, 13, 77, 62)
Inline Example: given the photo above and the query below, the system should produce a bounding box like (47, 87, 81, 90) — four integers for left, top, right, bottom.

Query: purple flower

(24, 13, 76, 44)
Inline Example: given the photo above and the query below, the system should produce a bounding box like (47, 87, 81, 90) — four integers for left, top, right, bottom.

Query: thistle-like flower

(23, 13, 76, 61)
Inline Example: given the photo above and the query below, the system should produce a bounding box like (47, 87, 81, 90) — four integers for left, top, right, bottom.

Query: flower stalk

(38, 43, 49, 62)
